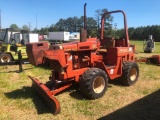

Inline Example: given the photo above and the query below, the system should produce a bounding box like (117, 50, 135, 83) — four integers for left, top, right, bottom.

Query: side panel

(77, 41, 98, 51)
(45, 49, 67, 67)
(26, 42, 48, 66)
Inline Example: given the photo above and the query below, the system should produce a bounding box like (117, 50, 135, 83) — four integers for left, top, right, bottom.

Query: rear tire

(120, 62, 139, 86)
(0, 53, 12, 63)
(80, 68, 108, 99)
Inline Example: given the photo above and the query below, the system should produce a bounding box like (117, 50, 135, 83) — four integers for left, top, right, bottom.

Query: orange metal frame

(28, 9, 135, 114)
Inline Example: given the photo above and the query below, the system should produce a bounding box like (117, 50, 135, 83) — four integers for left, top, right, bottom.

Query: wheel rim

(130, 68, 137, 81)
(93, 76, 105, 93)
(1, 55, 10, 62)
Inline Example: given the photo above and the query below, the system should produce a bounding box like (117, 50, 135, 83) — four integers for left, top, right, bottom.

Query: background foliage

(7, 9, 160, 42)
(117, 25, 160, 41)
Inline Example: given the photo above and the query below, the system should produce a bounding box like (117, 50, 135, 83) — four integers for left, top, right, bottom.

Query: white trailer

(23, 33, 39, 43)
(0, 31, 18, 43)
(69, 32, 80, 40)
(49, 32, 70, 41)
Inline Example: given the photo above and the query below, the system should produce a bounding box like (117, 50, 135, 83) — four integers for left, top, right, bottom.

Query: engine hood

(49, 41, 79, 51)
(49, 38, 99, 51)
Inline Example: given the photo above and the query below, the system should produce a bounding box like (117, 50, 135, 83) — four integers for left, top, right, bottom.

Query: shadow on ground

(4, 86, 51, 114)
(0, 63, 51, 73)
(0, 67, 34, 73)
(108, 78, 124, 86)
(4, 84, 83, 115)
(98, 89, 160, 120)
(69, 83, 113, 100)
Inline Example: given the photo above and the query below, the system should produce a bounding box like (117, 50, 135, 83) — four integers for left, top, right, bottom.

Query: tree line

(34, 8, 113, 36)
(5, 9, 160, 41)
(116, 25, 160, 41)
(6, 8, 113, 37)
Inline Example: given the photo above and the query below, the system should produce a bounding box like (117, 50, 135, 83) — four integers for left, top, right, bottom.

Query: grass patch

(0, 40, 160, 120)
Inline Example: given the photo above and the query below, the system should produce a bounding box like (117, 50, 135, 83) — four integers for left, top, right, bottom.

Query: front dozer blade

(28, 76, 60, 115)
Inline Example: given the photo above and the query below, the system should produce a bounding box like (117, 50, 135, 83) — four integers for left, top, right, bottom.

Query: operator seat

(101, 36, 115, 48)
(98, 37, 115, 52)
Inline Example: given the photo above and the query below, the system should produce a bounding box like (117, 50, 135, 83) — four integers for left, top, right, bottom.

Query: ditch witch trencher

(26, 4, 139, 114)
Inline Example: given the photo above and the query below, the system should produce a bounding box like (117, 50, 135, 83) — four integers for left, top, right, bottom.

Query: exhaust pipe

(80, 3, 87, 42)
(84, 3, 87, 30)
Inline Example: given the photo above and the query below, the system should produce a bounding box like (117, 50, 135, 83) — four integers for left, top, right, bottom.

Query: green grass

(130, 40, 159, 52)
(0, 40, 160, 120)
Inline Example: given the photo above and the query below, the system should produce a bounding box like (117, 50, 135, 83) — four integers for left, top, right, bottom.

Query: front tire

(0, 53, 12, 63)
(120, 62, 139, 86)
(80, 68, 108, 99)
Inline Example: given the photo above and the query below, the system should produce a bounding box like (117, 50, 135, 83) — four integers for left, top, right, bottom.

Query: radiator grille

(50, 60, 62, 71)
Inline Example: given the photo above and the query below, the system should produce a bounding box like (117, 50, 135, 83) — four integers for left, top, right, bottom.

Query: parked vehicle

(26, 3, 139, 114)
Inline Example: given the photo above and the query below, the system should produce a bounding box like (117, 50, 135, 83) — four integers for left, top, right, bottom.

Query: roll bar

(100, 10, 129, 47)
